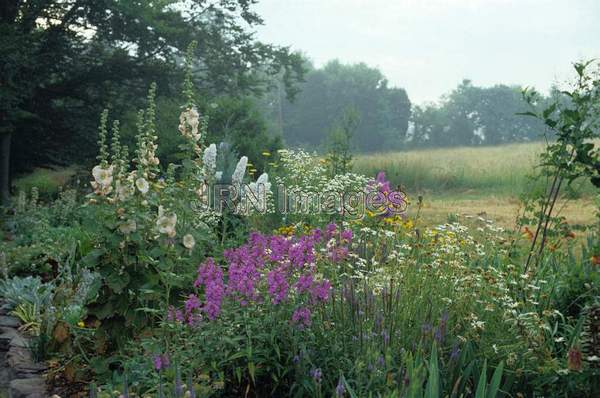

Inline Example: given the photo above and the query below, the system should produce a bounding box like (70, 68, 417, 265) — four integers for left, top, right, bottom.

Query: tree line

(260, 62, 551, 152)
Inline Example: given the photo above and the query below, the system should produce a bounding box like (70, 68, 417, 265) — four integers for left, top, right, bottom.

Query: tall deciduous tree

(261, 59, 411, 152)
(410, 80, 548, 148)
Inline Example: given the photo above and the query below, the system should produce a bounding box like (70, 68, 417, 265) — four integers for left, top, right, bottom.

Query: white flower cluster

(203, 143, 217, 179)
(244, 172, 273, 213)
(273, 149, 371, 218)
(232, 156, 248, 186)
(275, 149, 328, 189)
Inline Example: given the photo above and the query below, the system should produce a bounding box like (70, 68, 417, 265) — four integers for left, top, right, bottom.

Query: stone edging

(0, 305, 47, 398)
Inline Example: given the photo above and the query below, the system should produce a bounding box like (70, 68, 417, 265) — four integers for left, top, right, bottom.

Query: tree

(410, 80, 548, 148)
(326, 106, 359, 176)
(0, 0, 304, 205)
(263, 59, 411, 152)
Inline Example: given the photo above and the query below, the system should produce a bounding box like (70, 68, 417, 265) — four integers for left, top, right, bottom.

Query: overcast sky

(252, 0, 600, 105)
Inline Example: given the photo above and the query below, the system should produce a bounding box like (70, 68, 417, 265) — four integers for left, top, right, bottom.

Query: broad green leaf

(487, 361, 504, 398)
(475, 360, 487, 398)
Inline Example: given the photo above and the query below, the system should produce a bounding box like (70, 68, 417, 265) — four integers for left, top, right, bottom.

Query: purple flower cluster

(336, 378, 346, 397)
(153, 353, 170, 371)
(375, 171, 392, 193)
(310, 280, 331, 302)
(267, 267, 289, 304)
(310, 368, 322, 383)
(194, 258, 225, 320)
(366, 171, 406, 218)
(291, 307, 312, 329)
(171, 227, 351, 328)
(325, 223, 353, 263)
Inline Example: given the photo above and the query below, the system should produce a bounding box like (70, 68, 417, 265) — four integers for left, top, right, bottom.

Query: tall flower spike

(134, 109, 146, 173)
(97, 109, 110, 167)
(232, 156, 248, 186)
(183, 41, 198, 109)
(174, 365, 183, 397)
(144, 83, 160, 174)
(179, 107, 201, 142)
(110, 119, 121, 175)
(203, 143, 217, 178)
(120, 145, 130, 174)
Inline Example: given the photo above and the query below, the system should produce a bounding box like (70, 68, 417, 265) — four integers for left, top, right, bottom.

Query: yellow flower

(276, 225, 295, 236)
(262, 151, 271, 157)
(77, 321, 85, 328)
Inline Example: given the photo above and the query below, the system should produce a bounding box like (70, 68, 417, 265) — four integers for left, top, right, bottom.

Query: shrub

(13, 167, 78, 199)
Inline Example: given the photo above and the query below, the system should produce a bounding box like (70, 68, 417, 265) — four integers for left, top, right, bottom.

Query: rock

(0, 317, 20, 329)
(9, 377, 46, 398)
(0, 328, 19, 351)
(0, 366, 10, 386)
(9, 334, 29, 349)
(0, 301, 10, 316)
(8, 347, 45, 377)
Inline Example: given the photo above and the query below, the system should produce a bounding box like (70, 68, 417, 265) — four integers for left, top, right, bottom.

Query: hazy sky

(253, 0, 600, 105)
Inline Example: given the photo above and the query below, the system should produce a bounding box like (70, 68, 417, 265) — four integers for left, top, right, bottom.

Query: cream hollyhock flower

(116, 181, 134, 200)
(135, 178, 150, 194)
(183, 234, 195, 250)
(91, 165, 114, 195)
(118, 219, 137, 234)
(157, 206, 177, 237)
(178, 107, 201, 141)
(92, 165, 114, 186)
(196, 182, 209, 204)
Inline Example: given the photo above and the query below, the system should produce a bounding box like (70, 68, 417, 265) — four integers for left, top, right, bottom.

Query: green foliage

(410, 80, 549, 148)
(325, 107, 358, 177)
(206, 96, 282, 175)
(0, 276, 51, 311)
(13, 167, 78, 200)
(262, 59, 411, 152)
(519, 60, 600, 270)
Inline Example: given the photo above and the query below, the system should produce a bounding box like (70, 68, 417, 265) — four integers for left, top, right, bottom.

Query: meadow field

(355, 142, 597, 228)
